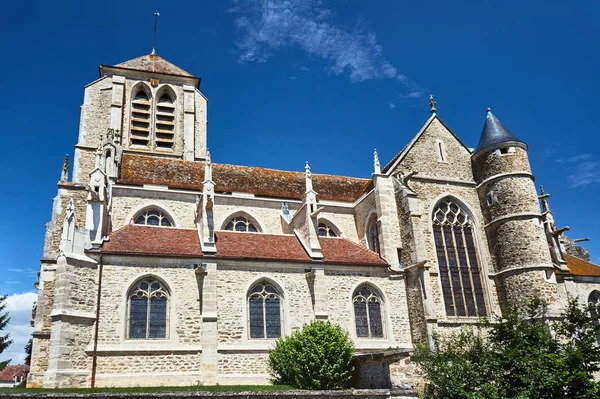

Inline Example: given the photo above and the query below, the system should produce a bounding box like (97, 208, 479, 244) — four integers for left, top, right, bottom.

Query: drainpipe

(91, 254, 103, 388)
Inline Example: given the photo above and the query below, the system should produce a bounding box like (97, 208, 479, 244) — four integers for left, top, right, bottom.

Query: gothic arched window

(130, 87, 151, 147)
(589, 291, 600, 343)
(134, 209, 173, 227)
(367, 214, 380, 254)
(155, 90, 175, 150)
(224, 216, 258, 232)
(353, 284, 385, 338)
(318, 222, 338, 237)
(248, 281, 283, 339)
(433, 199, 487, 317)
(127, 277, 169, 339)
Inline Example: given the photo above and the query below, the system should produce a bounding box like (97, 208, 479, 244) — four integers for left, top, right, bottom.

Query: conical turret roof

(474, 109, 527, 155)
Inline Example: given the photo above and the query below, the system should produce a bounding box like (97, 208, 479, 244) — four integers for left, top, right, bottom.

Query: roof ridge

(213, 161, 370, 181)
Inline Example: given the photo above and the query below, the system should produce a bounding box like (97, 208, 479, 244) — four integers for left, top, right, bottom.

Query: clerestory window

(248, 281, 283, 339)
(353, 284, 385, 338)
(367, 214, 381, 254)
(224, 216, 258, 232)
(433, 199, 487, 317)
(127, 277, 169, 339)
(134, 209, 173, 227)
(318, 222, 338, 237)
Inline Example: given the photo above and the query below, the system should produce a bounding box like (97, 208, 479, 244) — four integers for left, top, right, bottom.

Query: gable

(386, 115, 475, 183)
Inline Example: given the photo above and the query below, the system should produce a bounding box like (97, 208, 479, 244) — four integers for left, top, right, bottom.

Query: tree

(0, 295, 13, 371)
(413, 297, 600, 399)
(24, 338, 32, 366)
(269, 320, 355, 389)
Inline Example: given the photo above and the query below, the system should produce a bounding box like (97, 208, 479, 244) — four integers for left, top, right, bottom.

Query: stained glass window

(128, 278, 169, 339)
(224, 216, 258, 232)
(248, 281, 282, 339)
(433, 199, 487, 317)
(134, 209, 172, 227)
(353, 285, 385, 338)
(318, 223, 338, 237)
(367, 215, 381, 254)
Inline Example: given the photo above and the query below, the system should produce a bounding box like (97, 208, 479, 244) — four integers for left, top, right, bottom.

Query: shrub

(268, 320, 355, 389)
(413, 297, 600, 399)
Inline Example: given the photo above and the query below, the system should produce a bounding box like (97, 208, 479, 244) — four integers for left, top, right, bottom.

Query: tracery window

(127, 277, 169, 339)
(367, 214, 380, 254)
(589, 291, 600, 343)
(130, 88, 152, 147)
(318, 222, 338, 237)
(433, 199, 487, 317)
(248, 281, 282, 339)
(224, 216, 258, 232)
(155, 92, 175, 150)
(353, 284, 384, 338)
(134, 209, 173, 227)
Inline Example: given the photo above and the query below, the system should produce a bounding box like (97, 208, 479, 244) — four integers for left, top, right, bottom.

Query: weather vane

(429, 94, 437, 114)
(151, 11, 160, 55)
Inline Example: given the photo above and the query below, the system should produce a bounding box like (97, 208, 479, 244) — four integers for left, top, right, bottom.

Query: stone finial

(95, 144, 103, 169)
(429, 94, 437, 114)
(305, 161, 313, 193)
(60, 154, 69, 182)
(204, 149, 212, 182)
(373, 149, 381, 174)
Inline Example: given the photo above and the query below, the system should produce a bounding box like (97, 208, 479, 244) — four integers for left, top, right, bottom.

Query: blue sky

(1, 0, 599, 362)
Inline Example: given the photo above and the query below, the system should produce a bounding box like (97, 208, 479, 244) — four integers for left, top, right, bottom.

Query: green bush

(268, 320, 355, 389)
(413, 297, 600, 399)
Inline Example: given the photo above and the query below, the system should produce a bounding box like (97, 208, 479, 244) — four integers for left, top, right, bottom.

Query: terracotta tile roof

(100, 225, 387, 266)
(215, 231, 311, 262)
(101, 225, 202, 257)
(565, 254, 600, 277)
(114, 54, 193, 77)
(0, 365, 29, 382)
(119, 154, 372, 202)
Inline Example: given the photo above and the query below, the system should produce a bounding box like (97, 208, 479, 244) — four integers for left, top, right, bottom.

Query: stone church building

(28, 53, 600, 389)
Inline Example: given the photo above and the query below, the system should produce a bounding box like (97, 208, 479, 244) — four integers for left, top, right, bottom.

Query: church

(28, 52, 600, 389)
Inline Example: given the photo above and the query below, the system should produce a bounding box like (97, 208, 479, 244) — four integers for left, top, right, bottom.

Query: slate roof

(114, 54, 194, 77)
(475, 109, 527, 154)
(0, 365, 28, 382)
(119, 154, 372, 202)
(564, 254, 600, 277)
(100, 225, 388, 266)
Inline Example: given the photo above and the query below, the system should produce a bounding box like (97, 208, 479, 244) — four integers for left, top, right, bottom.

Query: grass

(0, 385, 296, 394)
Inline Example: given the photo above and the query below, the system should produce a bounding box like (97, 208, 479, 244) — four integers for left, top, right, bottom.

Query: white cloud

(566, 153, 593, 163)
(0, 292, 37, 364)
(388, 102, 396, 109)
(231, 0, 407, 83)
(567, 160, 600, 188)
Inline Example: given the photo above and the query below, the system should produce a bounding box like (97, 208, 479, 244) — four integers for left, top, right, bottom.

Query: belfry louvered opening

(432, 199, 488, 317)
(130, 89, 151, 147)
(155, 92, 175, 149)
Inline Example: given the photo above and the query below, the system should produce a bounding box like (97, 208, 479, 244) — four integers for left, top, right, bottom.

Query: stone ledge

(0, 389, 417, 399)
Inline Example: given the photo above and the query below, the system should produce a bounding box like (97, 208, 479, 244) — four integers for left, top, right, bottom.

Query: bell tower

(472, 109, 558, 312)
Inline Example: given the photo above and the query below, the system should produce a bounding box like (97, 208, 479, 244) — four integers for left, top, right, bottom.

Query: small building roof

(119, 154, 372, 202)
(0, 365, 29, 382)
(100, 225, 388, 266)
(564, 254, 600, 277)
(474, 109, 527, 155)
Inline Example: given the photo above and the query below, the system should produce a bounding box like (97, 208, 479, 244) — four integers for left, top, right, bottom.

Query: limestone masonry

(28, 53, 600, 389)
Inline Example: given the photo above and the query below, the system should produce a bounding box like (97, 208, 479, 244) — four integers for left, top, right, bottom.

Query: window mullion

(146, 293, 151, 339)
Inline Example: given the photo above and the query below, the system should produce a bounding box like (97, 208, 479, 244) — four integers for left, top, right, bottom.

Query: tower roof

(474, 109, 527, 155)
(114, 54, 194, 77)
